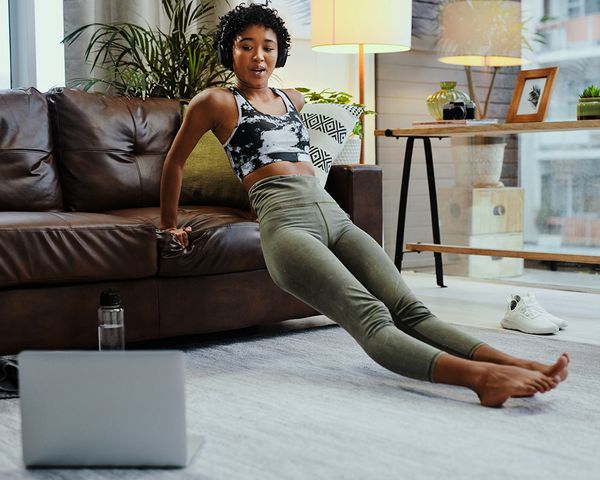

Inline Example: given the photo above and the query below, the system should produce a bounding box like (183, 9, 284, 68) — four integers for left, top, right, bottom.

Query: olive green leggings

(248, 175, 485, 381)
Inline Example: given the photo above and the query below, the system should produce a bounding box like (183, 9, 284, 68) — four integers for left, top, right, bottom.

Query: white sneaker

(514, 294, 569, 330)
(501, 295, 559, 335)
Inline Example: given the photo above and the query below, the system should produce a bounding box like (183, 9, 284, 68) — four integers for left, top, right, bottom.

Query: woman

(159, 3, 568, 407)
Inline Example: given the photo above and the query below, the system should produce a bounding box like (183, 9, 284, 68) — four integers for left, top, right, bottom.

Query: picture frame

(505, 67, 559, 123)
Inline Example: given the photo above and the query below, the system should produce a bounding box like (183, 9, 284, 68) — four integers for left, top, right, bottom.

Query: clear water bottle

(98, 289, 125, 350)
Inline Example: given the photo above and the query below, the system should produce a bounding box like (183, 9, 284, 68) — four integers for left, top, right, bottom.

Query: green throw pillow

(180, 130, 250, 210)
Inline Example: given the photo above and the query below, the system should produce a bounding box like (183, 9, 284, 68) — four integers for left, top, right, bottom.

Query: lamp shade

(438, 0, 527, 67)
(310, 0, 412, 54)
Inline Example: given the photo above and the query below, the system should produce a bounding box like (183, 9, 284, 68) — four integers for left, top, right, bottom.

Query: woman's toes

(526, 385, 537, 396)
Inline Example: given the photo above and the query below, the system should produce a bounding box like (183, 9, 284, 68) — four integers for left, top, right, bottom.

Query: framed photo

(506, 67, 559, 123)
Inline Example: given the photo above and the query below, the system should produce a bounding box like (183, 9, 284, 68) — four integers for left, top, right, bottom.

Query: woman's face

(232, 24, 279, 87)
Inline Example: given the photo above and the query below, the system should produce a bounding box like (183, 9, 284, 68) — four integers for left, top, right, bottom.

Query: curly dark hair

(215, 3, 291, 70)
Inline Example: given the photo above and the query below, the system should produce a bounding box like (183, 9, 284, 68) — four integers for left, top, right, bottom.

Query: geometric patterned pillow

(300, 103, 361, 186)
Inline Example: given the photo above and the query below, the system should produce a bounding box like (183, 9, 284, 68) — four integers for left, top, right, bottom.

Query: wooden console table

(375, 120, 600, 287)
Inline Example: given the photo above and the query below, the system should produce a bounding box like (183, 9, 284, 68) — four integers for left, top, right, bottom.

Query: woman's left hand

(158, 226, 192, 248)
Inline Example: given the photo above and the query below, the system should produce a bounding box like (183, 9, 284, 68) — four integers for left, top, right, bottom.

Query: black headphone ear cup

(217, 43, 224, 66)
(276, 47, 288, 68)
(218, 42, 233, 70)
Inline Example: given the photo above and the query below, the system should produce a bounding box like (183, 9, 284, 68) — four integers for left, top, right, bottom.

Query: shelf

(376, 119, 600, 138)
(405, 243, 600, 265)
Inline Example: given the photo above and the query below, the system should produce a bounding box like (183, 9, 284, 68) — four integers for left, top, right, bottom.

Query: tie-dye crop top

(222, 86, 311, 181)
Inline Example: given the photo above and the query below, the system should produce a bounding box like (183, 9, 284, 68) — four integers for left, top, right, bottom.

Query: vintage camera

(442, 101, 476, 120)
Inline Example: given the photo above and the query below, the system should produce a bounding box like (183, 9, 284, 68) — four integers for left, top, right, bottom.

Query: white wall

(377, 44, 460, 267)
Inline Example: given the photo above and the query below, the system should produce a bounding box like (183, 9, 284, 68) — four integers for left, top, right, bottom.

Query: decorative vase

(577, 97, 600, 120)
(451, 136, 507, 188)
(426, 81, 471, 120)
(334, 135, 361, 165)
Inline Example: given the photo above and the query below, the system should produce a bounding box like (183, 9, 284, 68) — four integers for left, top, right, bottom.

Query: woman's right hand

(162, 226, 192, 248)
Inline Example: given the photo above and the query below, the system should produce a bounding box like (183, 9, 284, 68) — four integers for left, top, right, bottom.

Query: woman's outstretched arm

(159, 91, 224, 246)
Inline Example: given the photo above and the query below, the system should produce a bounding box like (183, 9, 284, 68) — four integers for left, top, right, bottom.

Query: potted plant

(61, 0, 233, 102)
(296, 87, 375, 164)
(577, 85, 600, 120)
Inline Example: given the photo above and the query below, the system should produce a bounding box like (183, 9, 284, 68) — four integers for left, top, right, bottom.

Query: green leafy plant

(580, 85, 600, 98)
(62, 0, 233, 99)
(296, 87, 376, 139)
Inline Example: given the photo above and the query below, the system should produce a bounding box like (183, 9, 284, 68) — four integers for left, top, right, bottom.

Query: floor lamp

(437, 0, 528, 119)
(310, 0, 412, 163)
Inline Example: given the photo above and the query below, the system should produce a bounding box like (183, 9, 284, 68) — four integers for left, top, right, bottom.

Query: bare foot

(473, 364, 559, 407)
(509, 354, 569, 398)
(523, 353, 569, 383)
(472, 346, 570, 384)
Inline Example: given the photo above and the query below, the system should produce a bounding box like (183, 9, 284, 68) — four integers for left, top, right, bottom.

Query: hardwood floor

(402, 271, 600, 346)
(262, 271, 600, 347)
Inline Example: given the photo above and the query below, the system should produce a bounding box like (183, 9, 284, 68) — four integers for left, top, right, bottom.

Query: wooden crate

(438, 187, 524, 278)
(438, 187, 524, 235)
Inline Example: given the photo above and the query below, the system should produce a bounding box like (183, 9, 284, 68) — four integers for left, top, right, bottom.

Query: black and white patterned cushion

(300, 104, 360, 186)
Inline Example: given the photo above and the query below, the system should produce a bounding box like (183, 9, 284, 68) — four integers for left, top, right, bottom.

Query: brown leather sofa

(0, 87, 383, 355)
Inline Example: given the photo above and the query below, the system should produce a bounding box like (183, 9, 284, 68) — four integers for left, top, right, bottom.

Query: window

(586, 0, 600, 14)
(0, 0, 9, 88)
(33, 0, 64, 91)
(1, 0, 64, 90)
(568, 0, 584, 17)
(521, 0, 600, 256)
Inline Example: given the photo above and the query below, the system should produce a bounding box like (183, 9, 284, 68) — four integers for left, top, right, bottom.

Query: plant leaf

(62, 0, 232, 98)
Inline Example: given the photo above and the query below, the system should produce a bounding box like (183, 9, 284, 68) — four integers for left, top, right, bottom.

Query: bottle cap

(100, 289, 122, 307)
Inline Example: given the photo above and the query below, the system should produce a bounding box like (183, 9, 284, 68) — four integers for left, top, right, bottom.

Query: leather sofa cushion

(46, 88, 180, 212)
(0, 88, 63, 211)
(106, 206, 265, 276)
(0, 212, 156, 288)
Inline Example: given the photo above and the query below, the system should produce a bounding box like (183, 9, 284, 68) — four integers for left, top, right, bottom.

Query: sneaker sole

(501, 319, 558, 335)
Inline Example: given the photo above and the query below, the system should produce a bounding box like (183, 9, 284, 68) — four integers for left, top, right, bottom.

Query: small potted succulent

(577, 85, 600, 120)
(296, 87, 375, 164)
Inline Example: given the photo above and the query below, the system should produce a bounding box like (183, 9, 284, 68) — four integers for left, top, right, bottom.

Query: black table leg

(394, 137, 414, 271)
(423, 138, 446, 287)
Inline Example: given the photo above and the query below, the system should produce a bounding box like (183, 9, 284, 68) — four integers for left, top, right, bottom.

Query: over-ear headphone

(217, 24, 288, 70)
(276, 44, 288, 68)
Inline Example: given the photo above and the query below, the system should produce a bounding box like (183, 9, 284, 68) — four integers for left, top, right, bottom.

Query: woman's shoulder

(186, 87, 237, 123)
(183, 87, 237, 132)
(280, 88, 305, 112)
(188, 87, 235, 110)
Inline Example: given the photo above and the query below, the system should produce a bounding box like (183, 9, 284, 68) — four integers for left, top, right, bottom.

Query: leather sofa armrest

(325, 164, 383, 245)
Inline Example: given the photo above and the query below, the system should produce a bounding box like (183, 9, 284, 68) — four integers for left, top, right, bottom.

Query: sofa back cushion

(0, 88, 63, 211)
(46, 88, 180, 212)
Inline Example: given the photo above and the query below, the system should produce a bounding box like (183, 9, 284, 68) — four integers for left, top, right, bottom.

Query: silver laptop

(18, 350, 202, 468)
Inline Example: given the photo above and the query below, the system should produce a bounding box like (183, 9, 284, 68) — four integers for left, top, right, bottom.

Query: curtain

(63, 0, 175, 87)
